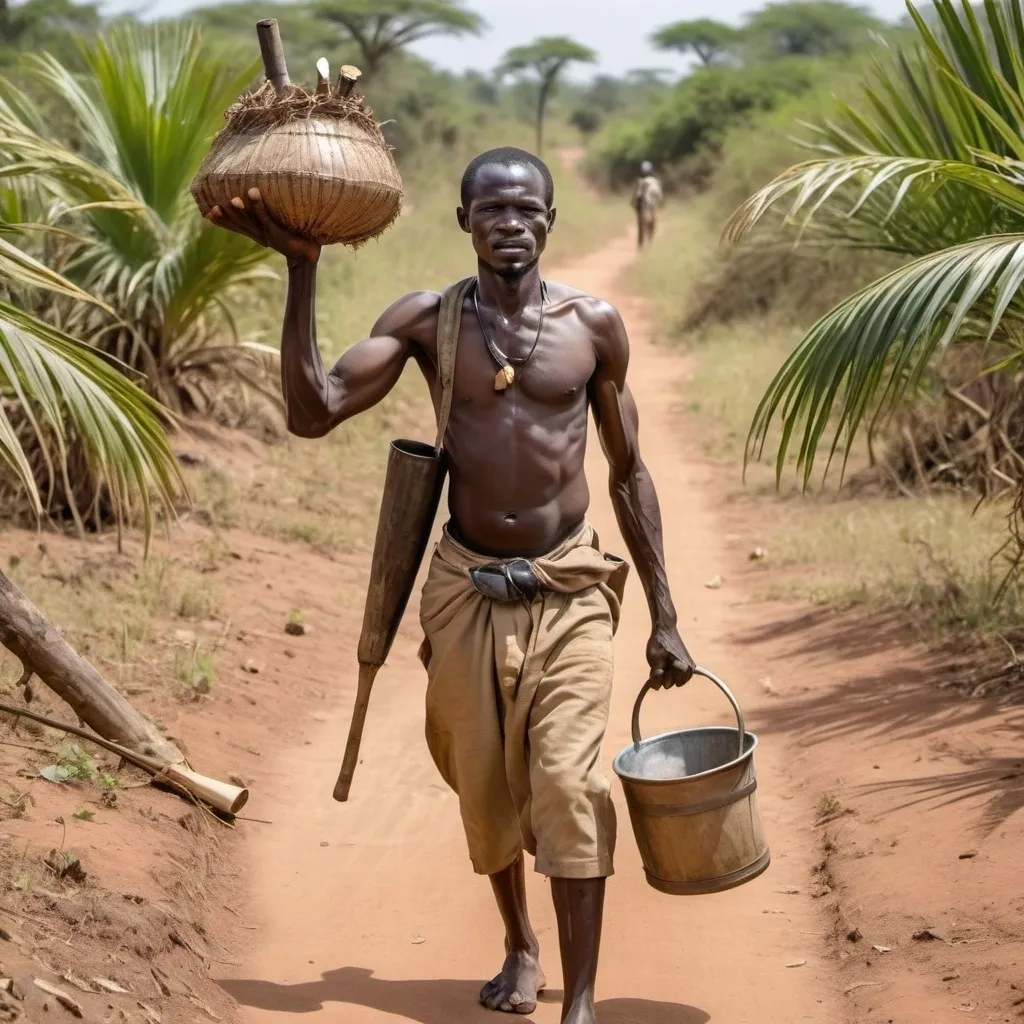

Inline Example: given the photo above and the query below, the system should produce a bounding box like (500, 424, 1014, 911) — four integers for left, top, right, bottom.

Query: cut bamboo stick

(337, 64, 362, 99)
(0, 701, 248, 816)
(256, 19, 291, 95)
(316, 57, 331, 95)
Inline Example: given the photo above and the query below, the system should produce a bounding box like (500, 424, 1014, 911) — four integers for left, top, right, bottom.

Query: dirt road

(218, 236, 843, 1023)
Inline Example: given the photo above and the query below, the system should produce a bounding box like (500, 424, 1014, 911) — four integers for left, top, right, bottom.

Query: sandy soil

(2, 233, 1021, 1024)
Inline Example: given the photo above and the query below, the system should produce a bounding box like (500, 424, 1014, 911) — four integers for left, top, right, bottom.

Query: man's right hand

(205, 187, 321, 265)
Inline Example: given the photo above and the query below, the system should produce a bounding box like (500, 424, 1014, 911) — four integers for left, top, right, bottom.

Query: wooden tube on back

(333, 439, 447, 801)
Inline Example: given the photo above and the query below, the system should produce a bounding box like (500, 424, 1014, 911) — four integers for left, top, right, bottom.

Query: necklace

(472, 279, 547, 391)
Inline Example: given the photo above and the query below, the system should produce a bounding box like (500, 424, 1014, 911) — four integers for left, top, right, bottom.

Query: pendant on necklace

(494, 365, 515, 391)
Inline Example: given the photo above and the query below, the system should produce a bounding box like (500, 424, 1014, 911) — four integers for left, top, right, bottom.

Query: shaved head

(461, 147, 555, 209)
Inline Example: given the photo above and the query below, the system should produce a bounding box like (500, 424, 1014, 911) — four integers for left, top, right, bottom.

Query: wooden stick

(336, 64, 362, 100)
(256, 19, 291, 95)
(0, 701, 248, 816)
(316, 57, 331, 96)
(1, 698, 161, 772)
(332, 662, 379, 802)
(0, 568, 181, 764)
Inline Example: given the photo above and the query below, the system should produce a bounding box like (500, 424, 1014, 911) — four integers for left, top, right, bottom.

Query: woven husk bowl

(190, 84, 403, 247)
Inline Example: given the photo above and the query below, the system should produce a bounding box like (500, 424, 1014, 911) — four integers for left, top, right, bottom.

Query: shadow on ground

(732, 606, 914, 664)
(852, 757, 1024, 837)
(731, 606, 1024, 835)
(219, 966, 710, 1022)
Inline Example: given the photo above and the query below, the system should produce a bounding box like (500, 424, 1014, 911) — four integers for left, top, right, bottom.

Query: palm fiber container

(613, 667, 770, 895)
(190, 22, 403, 247)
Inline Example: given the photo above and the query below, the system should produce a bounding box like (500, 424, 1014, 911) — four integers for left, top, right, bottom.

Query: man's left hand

(646, 629, 696, 689)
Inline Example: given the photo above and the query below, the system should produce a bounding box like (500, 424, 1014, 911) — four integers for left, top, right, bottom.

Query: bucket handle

(631, 666, 746, 761)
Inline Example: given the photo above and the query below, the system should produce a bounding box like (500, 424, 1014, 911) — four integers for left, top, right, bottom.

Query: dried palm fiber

(190, 33, 403, 246)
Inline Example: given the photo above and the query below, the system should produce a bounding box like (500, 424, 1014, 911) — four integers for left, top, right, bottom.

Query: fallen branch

(0, 701, 248, 816)
(0, 568, 180, 763)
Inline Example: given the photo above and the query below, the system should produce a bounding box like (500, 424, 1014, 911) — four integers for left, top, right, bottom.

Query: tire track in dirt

(218, 235, 844, 1023)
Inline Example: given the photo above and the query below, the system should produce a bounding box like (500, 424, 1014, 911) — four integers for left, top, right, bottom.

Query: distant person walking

(632, 160, 663, 249)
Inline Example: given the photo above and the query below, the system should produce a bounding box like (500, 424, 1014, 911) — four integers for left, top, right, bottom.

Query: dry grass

(182, 414, 420, 552)
(678, 320, 802, 467)
(0, 541, 231, 709)
(635, 200, 1023, 635)
(745, 490, 1024, 635)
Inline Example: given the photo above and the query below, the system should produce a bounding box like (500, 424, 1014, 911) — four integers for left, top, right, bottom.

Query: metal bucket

(612, 667, 770, 895)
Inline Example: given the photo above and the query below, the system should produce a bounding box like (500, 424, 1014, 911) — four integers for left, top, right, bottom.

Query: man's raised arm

(280, 263, 432, 438)
(206, 187, 433, 439)
(588, 301, 695, 689)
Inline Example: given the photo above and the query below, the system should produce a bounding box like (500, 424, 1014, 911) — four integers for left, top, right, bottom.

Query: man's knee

(531, 761, 614, 844)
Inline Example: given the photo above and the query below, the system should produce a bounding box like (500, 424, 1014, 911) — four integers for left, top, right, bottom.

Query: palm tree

(0, 229, 181, 537)
(0, 26, 276, 421)
(726, 0, 1024, 492)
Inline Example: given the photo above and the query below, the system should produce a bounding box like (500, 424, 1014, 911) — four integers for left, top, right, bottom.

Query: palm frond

(0, 301, 183, 535)
(725, 153, 1024, 245)
(747, 234, 1024, 485)
(0, 26, 275, 418)
(729, 0, 1024, 496)
(0, 233, 114, 310)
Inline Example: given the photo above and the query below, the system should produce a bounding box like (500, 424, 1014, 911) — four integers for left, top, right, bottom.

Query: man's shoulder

(547, 282, 621, 327)
(375, 289, 442, 341)
(382, 288, 442, 319)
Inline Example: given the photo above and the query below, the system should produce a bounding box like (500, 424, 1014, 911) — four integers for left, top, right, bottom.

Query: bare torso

(410, 282, 598, 557)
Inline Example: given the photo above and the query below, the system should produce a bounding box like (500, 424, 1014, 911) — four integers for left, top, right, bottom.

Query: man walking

(206, 146, 694, 1024)
(632, 160, 663, 249)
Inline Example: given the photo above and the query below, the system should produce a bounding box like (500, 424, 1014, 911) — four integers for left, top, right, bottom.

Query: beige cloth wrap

(418, 521, 629, 879)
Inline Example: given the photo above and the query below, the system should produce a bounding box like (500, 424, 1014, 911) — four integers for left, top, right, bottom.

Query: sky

(408, 0, 914, 77)
(111, 0, 914, 78)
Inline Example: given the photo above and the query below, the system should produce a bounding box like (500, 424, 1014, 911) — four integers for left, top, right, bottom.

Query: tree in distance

(498, 36, 597, 155)
(651, 18, 740, 66)
(312, 0, 485, 76)
(743, 0, 882, 58)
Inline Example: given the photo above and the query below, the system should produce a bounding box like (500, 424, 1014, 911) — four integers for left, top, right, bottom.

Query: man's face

(457, 163, 556, 277)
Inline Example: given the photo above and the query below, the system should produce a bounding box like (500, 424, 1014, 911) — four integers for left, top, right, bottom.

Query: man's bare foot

(480, 948, 546, 1014)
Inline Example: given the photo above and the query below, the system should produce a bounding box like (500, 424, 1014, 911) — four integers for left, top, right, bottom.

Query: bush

(584, 59, 821, 191)
(671, 69, 883, 332)
(708, 67, 863, 213)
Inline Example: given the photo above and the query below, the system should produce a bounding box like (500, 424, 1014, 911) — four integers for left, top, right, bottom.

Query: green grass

(176, 645, 215, 699)
(818, 793, 841, 818)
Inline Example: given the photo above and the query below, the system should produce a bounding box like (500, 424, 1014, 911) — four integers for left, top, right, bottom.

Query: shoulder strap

(434, 276, 475, 452)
